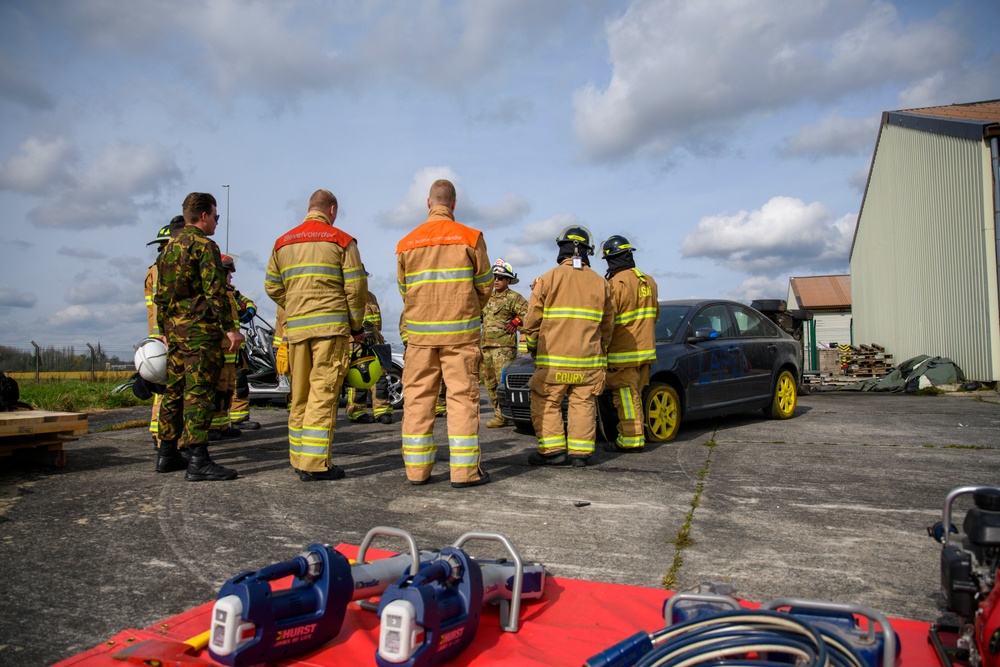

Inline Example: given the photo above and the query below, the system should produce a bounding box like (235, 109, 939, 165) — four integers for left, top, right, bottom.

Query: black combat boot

(156, 440, 187, 473)
(184, 443, 238, 481)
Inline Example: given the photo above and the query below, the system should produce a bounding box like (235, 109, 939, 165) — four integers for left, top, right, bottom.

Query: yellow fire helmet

(346, 343, 382, 390)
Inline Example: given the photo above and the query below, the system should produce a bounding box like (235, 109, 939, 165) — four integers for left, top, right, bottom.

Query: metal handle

(761, 597, 896, 667)
(453, 532, 525, 633)
(354, 526, 421, 611)
(941, 486, 991, 547)
(663, 591, 742, 625)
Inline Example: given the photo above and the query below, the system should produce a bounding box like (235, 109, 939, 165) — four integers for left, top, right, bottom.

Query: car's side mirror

(686, 327, 718, 343)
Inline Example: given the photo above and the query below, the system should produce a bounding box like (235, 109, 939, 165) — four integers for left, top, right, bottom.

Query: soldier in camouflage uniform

(154, 192, 244, 481)
(481, 259, 528, 428)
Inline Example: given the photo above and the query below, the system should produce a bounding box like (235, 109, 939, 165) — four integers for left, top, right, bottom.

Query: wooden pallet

(0, 410, 88, 468)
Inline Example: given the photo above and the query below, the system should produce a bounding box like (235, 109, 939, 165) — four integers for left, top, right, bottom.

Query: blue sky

(1, 0, 998, 358)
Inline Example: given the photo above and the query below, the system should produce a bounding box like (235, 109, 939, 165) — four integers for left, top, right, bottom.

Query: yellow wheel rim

(775, 371, 797, 418)
(645, 386, 680, 442)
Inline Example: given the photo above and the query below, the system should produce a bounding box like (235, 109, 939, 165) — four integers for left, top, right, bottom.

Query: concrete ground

(0, 388, 998, 666)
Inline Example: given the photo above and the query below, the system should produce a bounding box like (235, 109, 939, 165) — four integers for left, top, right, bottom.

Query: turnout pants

(528, 374, 604, 459)
(210, 363, 236, 431)
(481, 346, 516, 418)
(288, 336, 350, 473)
(607, 365, 649, 450)
(345, 367, 392, 418)
(158, 337, 224, 446)
(401, 344, 484, 484)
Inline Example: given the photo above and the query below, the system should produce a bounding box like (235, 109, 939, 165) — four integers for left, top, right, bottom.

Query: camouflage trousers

(481, 346, 516, 417)
(158, 337, 224, 445)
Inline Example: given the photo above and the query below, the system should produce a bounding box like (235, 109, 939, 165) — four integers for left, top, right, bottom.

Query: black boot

(185, 443, 238, 481)
(156, 440, 187, 473)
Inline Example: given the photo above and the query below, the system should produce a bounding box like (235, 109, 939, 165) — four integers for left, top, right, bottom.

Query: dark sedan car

(498, 299, 801, 441)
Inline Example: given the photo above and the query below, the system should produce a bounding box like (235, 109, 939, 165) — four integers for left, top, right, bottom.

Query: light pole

(222, 184, 230, 252)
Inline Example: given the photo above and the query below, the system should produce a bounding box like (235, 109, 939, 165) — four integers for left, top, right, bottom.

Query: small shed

(787, 274, 852, 371)
(850, 100, 1000, 382)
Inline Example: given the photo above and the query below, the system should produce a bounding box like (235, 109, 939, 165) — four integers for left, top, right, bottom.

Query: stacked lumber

(839, 344, 894, 378)
(0, 410, 88, 467)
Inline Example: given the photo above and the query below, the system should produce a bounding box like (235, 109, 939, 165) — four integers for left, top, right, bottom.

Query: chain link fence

(0, 341, 136, 381)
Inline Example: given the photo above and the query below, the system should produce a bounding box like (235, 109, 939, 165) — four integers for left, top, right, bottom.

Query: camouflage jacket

(481, 289, 528, 349)
(154, 227, 231, 342)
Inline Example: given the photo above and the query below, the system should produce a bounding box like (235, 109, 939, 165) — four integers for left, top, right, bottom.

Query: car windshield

(655, 305, 691, 341)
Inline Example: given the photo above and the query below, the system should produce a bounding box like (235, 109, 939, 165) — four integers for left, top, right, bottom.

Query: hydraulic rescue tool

(586, 586, 898, 667)
(928, 485, 1000, 667)
(376, 532, 546, 667)
(207, 527, 437, 667)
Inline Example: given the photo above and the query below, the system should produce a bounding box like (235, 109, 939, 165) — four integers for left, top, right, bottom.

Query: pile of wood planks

(839, 344, 895, 378)
(0, 410, 88, 467)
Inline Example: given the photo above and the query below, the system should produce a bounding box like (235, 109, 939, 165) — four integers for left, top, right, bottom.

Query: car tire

(763, 369, 797, 419)
(387, 363, 404, 410)
(644, 382, 681, 442)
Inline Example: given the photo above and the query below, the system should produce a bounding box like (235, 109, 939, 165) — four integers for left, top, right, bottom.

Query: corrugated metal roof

(900, 99, 1000, 123)
(789, 274, 851, 309)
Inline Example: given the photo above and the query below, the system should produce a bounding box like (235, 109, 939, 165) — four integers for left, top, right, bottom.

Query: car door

(684, 304, 748, 409)
(728, 304, 778, 401)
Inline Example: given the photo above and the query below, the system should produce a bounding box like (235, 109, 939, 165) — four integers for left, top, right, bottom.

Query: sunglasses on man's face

(214, 214, 220, 222)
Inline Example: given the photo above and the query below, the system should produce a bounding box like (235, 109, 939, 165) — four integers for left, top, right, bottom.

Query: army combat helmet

(556, 224, 594, 256)
(601, 235, 635, 259)
(492, 258, 519, 284)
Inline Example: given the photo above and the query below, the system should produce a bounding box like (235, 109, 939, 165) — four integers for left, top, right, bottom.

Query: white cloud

(58, 247, 107, 260)
(499, 245, 541, 270)
(727, 276, 789, 304)
(18, 139, 183, 229)
(0, 136, 76, 194)
(573, 0, 974, 161)
(515, 214, 578, 246)
(377, 167, 529, 230)
(65, 271, 125, 305)
(0, 284, 38, 308)
(681, 196, 856, 276)
(780, 112, 880, 159)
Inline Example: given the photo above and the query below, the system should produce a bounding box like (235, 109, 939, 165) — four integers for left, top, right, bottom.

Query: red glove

(504, 316, 522, 335)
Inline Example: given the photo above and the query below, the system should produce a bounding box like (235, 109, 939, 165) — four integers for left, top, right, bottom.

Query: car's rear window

(656, 305, 690, 340)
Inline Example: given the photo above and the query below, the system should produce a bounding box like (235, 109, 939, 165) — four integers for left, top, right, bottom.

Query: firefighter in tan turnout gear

(522, 225, 614, 467)
(396, 179, 492, 488)
(345, 285, 394, 424)
(601, 235, 659, 453)
(144, 216, 185, 451)
(481, 259, 528, 428)
(265, 189, 367, 482)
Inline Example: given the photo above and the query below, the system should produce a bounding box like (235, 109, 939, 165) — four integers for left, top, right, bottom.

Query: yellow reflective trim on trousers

(402, 434, 436, 465)
(568, 438, 594, 454)
(448, 435, 480, 467)
(617, 434, 645, 448)
(619, 386, 635, 420)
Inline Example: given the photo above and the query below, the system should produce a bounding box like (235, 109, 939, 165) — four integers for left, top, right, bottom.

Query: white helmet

(134, 338, 167, 384)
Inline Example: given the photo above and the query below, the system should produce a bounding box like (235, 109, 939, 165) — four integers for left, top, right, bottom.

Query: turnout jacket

(396, 205, 492, 347)
(606, 268, 660, 367)
(522, 259, 615, 384)
(264, 211, 367, 344)
(144, 264, 160, 336)
(363, 291, 386, 346)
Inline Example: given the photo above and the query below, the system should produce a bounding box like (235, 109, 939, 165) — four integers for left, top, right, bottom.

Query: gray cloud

(58, 246, 107, 260)
(65, 272, 125, 305)
(780, 113, 880, 159)
(573, 0, 981, 161)
(0, 54, 56, 110)
(0, 284, 38, 308)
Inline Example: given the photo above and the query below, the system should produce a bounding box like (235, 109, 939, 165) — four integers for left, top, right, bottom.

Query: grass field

(6, 371, 135, 381)
(14, 378, 147, 412)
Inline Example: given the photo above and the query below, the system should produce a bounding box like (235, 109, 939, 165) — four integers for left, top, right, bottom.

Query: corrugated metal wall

(851, 123, 1000, 381)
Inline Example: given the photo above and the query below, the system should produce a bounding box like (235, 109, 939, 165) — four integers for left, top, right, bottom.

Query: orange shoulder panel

(395, 219, 481, 254)
(273, 220, 355, 252)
